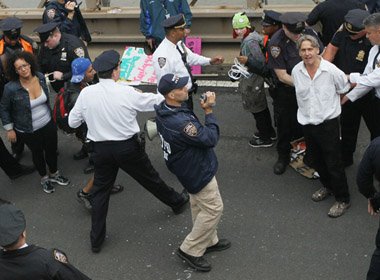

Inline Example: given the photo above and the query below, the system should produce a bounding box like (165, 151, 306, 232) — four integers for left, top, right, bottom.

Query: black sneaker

(205, 239, 231, 254)
(249, 138, 274, 148)
(49, 172, 70, 186)
(76, 190, 92, 211)
(253, 131, 277, 141)
(41, 179, 55, 194)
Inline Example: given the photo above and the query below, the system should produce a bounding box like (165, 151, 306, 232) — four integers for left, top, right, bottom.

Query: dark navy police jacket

(154, 101, 219, 194)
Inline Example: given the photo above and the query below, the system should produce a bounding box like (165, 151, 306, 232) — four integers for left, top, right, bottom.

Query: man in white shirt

(153, 14, 224, 110)
(292, 35, 351, 218)
(342, 13, 380, 139)
(68, 50, 189, 253)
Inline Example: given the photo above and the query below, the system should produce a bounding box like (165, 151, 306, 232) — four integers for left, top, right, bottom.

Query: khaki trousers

(180, 176, 224, 257)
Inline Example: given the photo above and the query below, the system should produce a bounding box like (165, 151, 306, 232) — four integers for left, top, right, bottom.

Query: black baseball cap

(93, 50, 120, 73)
(0, 204, 26, 247)
(0, 17, 23, 40)
(158, 74, 189, 95)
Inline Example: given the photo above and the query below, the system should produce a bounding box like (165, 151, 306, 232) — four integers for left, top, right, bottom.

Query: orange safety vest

(0, 37, 34, 55)
(263, 35, 269, 63)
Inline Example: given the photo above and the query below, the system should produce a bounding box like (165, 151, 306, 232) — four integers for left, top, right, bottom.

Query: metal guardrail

(0, 5, 316, 64)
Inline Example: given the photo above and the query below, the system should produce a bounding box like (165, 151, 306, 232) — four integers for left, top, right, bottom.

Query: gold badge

(53, 249, 68, 264)
(356, 50, 365, 62)
(184, 122, 197, 137)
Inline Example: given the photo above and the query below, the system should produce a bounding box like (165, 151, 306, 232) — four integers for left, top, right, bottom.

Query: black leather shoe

(273, 159, 287, 175)
(205, 239, 231, 254)
(172, 190, 189, 215)
(91, 246, 101, 253)
(83, 163, 95, 174)
(177, 248, 211, 272)
(9, 164, 35, 180)
(73, 147, 88, 160)
(110, 184, 124, 195)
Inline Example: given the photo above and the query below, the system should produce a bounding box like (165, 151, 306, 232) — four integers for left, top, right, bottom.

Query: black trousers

(368, 225, 380, 280)
(16, 120, 58, 177)
(252, 107, 276, 140)
(341, 92, 380, 162)
(90, 136, 184, 248)
(303, 118, 350, 203)
(272, 86, 303, 160)
(0, 137, 24, 178)
(11, 138, 24, 156)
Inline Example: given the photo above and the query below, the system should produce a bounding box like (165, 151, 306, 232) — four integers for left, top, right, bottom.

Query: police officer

(140, 0, 192, 53)
(0, 203, 91, 279)
(356, 137, 380, 279)
(43, 0, 91, 44)
(323, 9, 375, 167)
(268, 12, 323, 175)
(155, 74, 231, 272)
(68, 50, 189, 253)
(0, 17, 38, 161)
(153, 14, 224, 110)
(342, 13, 380, 140)
(34, 21, 89, 93)
(306, 0, 365, 46)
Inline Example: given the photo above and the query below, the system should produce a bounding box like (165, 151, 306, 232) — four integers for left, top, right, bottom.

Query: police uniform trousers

(16, 120, 58, 177)
(252, 108, 276, 140)
(303, 118, 350, 203)
(90, 134, 184, 248)
(341, 91, 380, 164)
(0, 137, 25, 178)
(272, 85, 303, 160)
(368, 223, 380, 280)
(180, 176, 223, 257)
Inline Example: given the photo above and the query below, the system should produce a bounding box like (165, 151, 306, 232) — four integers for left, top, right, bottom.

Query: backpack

(53, 83, 79, 134)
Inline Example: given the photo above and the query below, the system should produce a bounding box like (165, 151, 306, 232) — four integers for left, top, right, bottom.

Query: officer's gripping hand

(210, 56, 224, 65)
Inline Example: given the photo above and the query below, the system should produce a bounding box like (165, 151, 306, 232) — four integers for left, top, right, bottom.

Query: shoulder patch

(53, 249, 68, 264)
(47, 9, 56, 20)
(270, 46, 281, 58)
(74, 47, 85, 58)
(158, 57, 166, 68)
(184, 122, 197, 137)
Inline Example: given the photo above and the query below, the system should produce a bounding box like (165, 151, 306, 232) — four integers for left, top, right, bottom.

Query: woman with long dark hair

(0, 51, 69, 193)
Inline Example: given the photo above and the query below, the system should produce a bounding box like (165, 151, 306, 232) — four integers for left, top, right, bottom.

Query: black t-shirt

(330, 29, 371, 74)
(306, 0, 365, 46)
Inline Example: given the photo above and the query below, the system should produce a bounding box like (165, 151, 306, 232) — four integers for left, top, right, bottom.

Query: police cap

(158, 74, 189, 95)
(34, 21, 60, 43)
(0, 17, 23, 40)
(262, 10, 282, 27)
(0, 204, 26, 247)
(280, 12, 307, 34)
(344, 9, 370, 34)
(93, 50, 120, 73)
(162, 14, 186, 29)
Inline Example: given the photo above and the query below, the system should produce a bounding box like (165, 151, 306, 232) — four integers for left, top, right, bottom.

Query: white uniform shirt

(153, 37, 211, 92)
(292, 58, 350, 125)
(347, 44, 380, 102)
(68, 79, 164, 142)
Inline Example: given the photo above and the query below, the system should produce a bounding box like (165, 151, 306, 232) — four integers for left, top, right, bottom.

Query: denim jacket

(1, 72, 51, 133)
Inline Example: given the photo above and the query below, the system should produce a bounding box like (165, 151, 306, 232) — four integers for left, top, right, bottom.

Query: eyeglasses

(16, 64, 30, 72)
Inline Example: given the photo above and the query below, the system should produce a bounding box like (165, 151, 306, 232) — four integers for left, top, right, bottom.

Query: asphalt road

(0, 85, 377, 280)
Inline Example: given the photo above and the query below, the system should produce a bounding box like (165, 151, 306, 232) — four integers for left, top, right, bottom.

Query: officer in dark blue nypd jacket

(154, 74, 231, 272)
